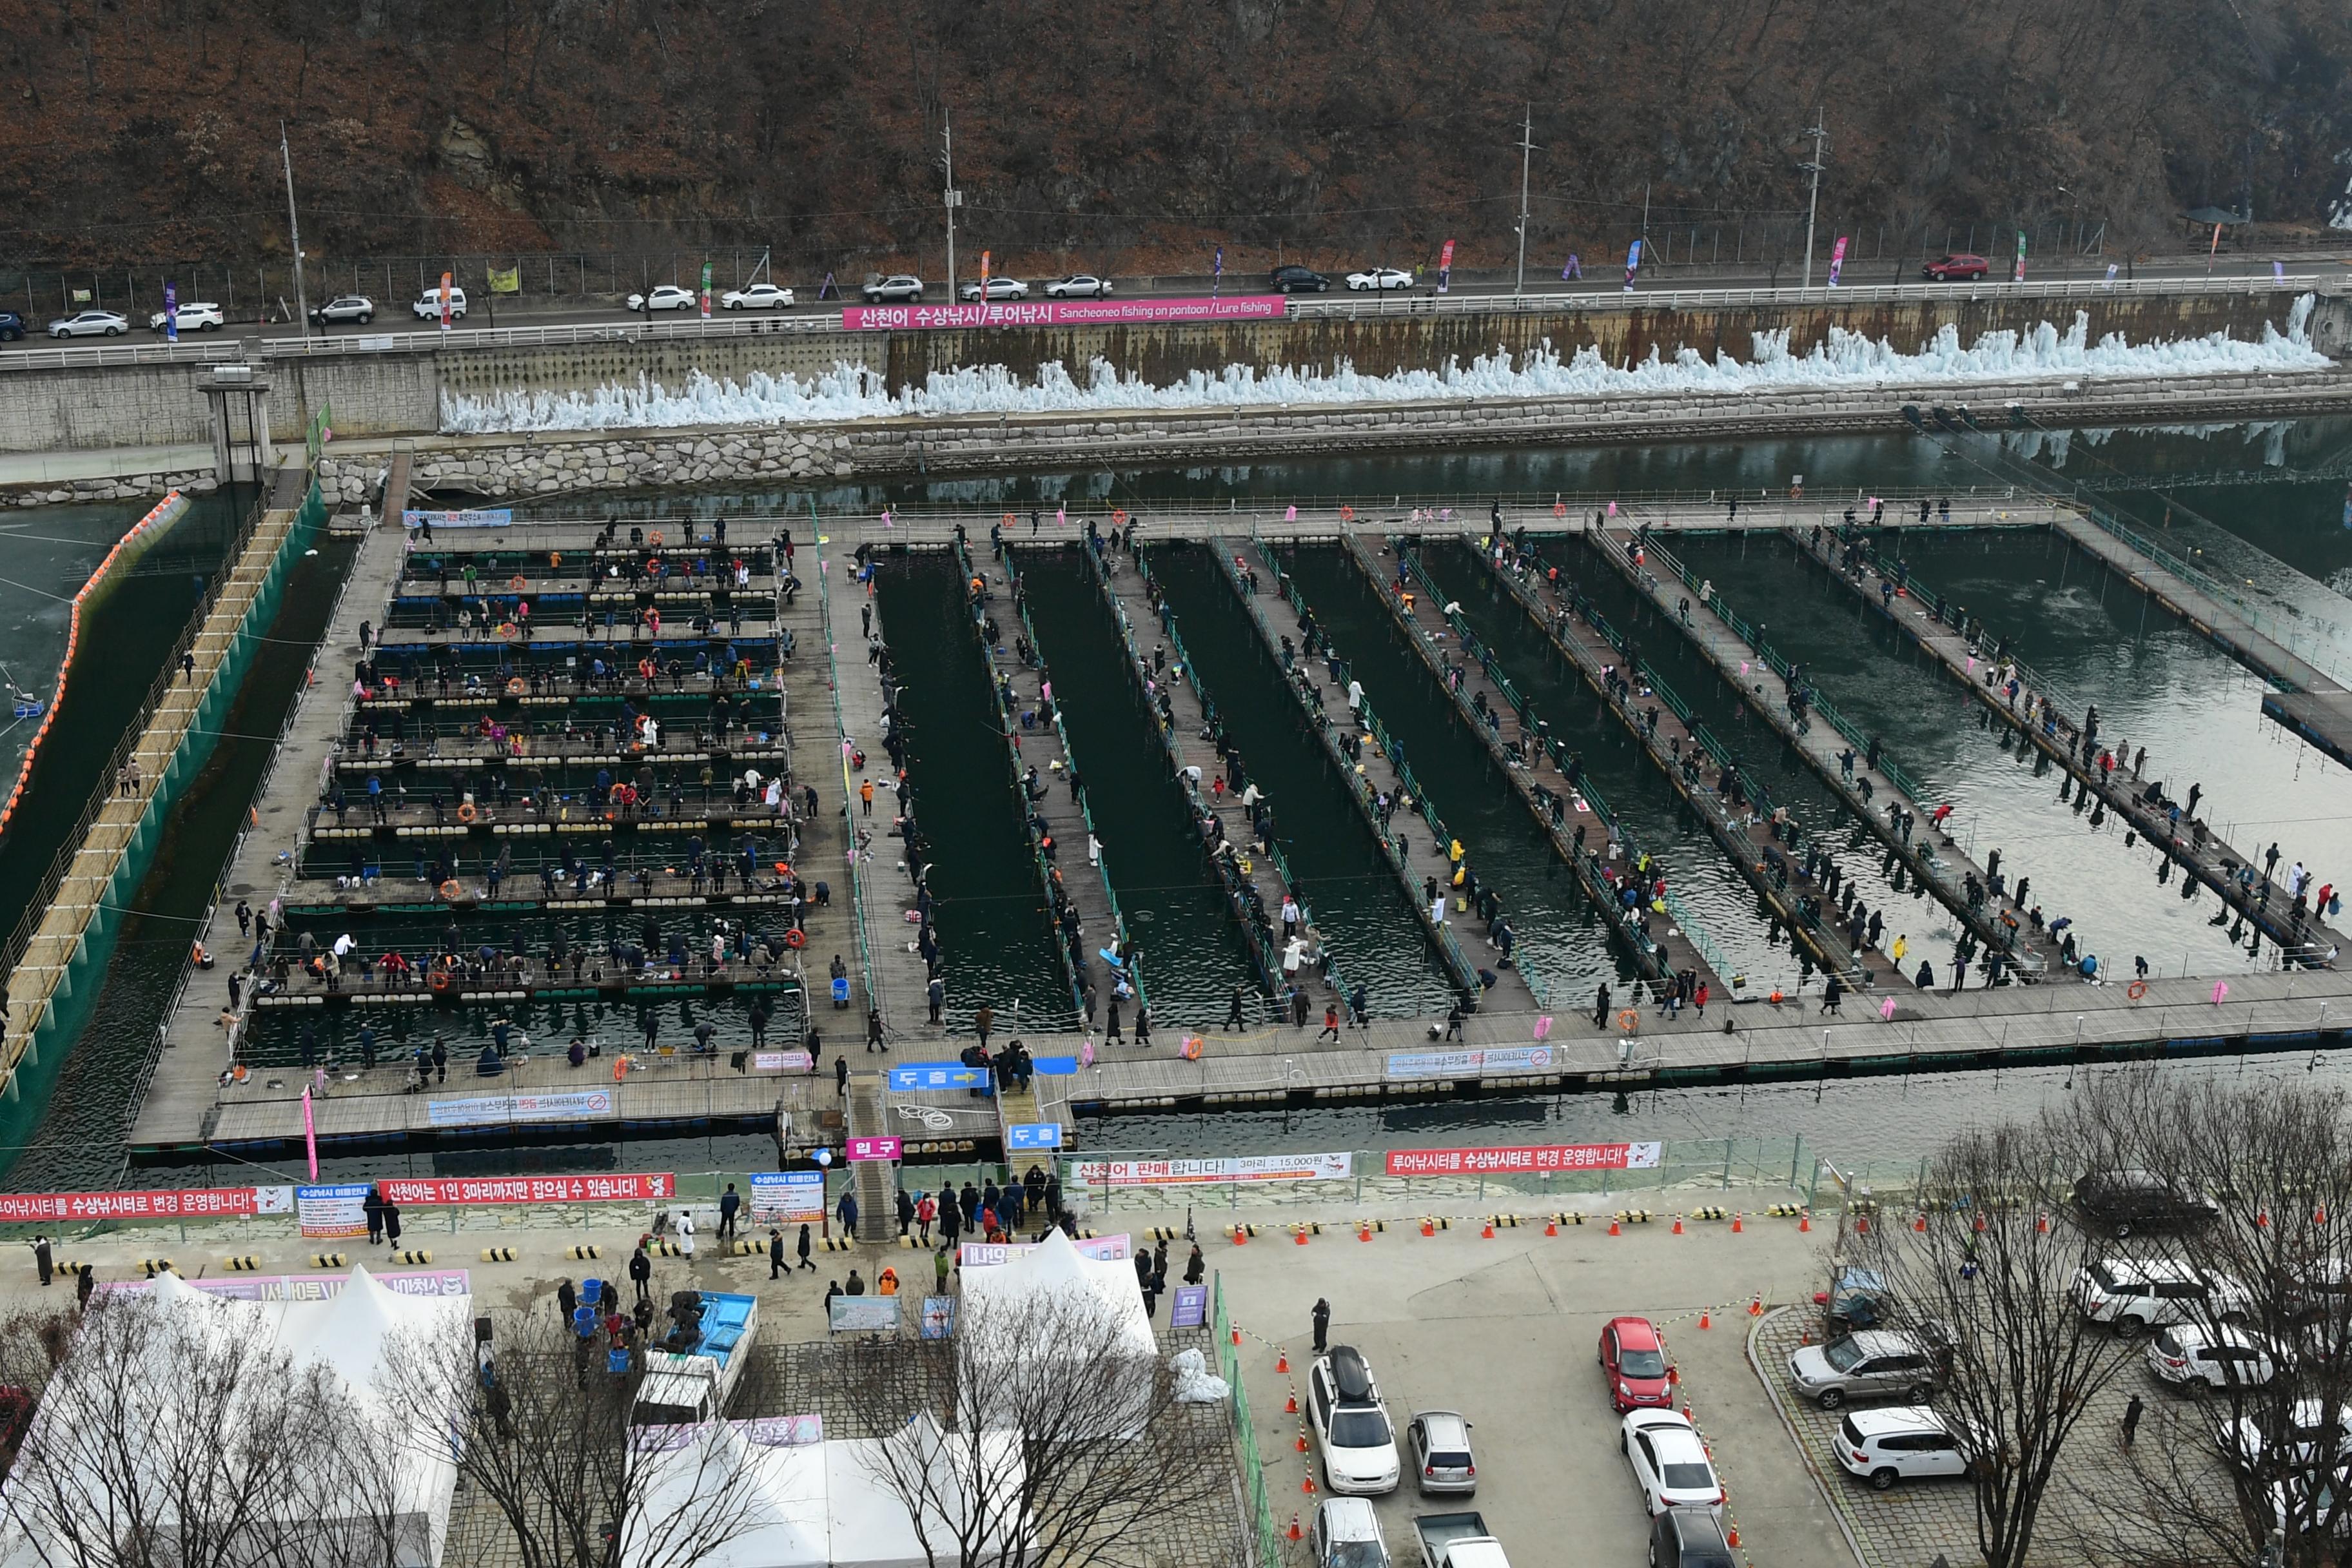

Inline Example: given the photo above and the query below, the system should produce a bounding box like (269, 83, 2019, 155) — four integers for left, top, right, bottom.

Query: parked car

(2225, 1399, 2352, 1470)
(720, 283, 794, 311)
(147, 301, 224, 333)
(1406, 1410, 1475, 1495)
(2271, 1467, 2352, 1547)
(1043, 274, 1113, 299)
(0, 311, 24, 342)
(1786, 1325, 1952, 1409)
(308, 295, 375, 326)
(1922, 253, 1991, 281)
(1598, 1315, 1672, 1411)
(1649, 1505, 1738, 1568)
(1308, 1496, 1391, 1568)
(1833, 1407, 1971, 1490)
(47, 309, 128, 338)
(1308, 1347, 1400, 1495)
(1620, 1409, 1723, 1520)
(411, 287, 469, 320)
(2073, 1170, 2219, 1237)
(861, 275, 925, 303)
(2075, 1258, 2251, 1337)
(625, 285, 694, 313)
(1269, 264, 1331, 293)
(959, 277, 1029, 302)
(2147, 1324, 2284, 1393)
(1346, 267, 1414, 291)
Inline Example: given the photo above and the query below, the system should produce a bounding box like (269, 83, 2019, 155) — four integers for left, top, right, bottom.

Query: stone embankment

(6, 467, 218, 509)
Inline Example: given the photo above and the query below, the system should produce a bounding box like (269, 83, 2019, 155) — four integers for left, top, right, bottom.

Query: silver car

(1787, 1326, 1952, 1409)
(1407, 1409, 1476, 1494)
(861, 274, 925, 303)
(48, 309, 128, 338)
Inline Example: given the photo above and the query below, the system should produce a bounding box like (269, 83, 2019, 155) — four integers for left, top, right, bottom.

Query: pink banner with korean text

(840, 295, 1288, 331)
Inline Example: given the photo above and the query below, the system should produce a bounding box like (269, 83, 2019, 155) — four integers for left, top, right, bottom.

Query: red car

(1922, 253, 1991, 281)
(1598, 1316, 1672, 1411)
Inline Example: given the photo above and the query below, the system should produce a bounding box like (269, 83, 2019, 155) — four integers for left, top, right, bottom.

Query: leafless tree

(2042, 1070, 2352, 1568)
(393, 1293, 764, 1568)
(1857, 1117, 2142, 1568)
(827, 1284, 1238, 1568)
(0, 1287, 415, 1568)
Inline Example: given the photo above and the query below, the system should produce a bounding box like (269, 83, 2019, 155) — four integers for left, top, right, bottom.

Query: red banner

(1384, 1142, 1662, 1177)
(0, 1186, 278, 1224)
(378, 1173, 676, 1207)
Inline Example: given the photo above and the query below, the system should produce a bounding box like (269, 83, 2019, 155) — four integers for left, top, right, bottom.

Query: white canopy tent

(623, 1422, 827, 1568)
(829, 1416, 1028, 1568)
(0, 1265, 471, 1568)
(956, 1228, 1157, 1439)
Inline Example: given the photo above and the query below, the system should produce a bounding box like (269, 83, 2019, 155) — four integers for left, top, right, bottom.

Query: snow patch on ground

(442, 299, 2331, 434)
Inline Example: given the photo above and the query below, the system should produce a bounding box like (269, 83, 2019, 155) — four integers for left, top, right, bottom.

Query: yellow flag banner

(487, 266, 522, 295)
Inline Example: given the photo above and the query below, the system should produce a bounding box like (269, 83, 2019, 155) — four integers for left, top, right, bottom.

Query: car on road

(1043, 274, 1113, 299)
(1620, 1408, 1723, 1520)
(1650, 1505, 1737, 1568)
(1922, 253, 1992, 281)
(1785, 1325, 1952, 1409)
(148, 301, 225, 333)
(412, 287, 469, 320)
(959, 277, 1030, 302)
(1270, 264, 1331, 293)
(1406, 1410, 1475, 1494)
(0, 311, 24, 342)
(625, 285, 694, 313)
(1833, 1406, 1971, 1490)
(308, 295, 376, 326)
(720, 283, 794, 311)
(861, 275, 925, 303)
(2075, 1258, 2251, 1337)
(2148, 1324, 2285, 1392)
(1307, 1346, 1400, 1495)
(2072, 1169, 2219, 1237)
(1308, 1496, 1391, 1568)
(1598, 1315, 1672, 1411)
(47, 309, 128, 338)
(1346, 266, 1414, 291)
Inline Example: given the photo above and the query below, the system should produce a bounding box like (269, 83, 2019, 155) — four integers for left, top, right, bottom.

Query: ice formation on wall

(442, 297, 2331, 435)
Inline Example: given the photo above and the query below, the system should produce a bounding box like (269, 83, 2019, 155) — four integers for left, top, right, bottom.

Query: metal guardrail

(258, 313, 847, 358)
(812, 498, 888, 1034)
(0, 337, 247, 372)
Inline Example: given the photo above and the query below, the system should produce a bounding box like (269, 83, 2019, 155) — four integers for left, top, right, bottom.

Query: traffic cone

(1726, 1527, 1740, 1549)
(1672, 1216, 1685, 1235)
(2037, 1211, 2052, 1233)
(1798, 1211, 1812, 1232)
(1358, 1223, 1372, 1242)
(2319, 1206, 2331, 1227)
(1420, 1218, 1435, 1237)
(1608, 1219, 1622, 1237)
(1294, 1228, 1309, 1246)
(1667, 1364, 1680, 1385)
(1285, 1389, 1298, 1413)
(1855, 1214, 1870, 1234)
(1698, 1311, 1711, 1330)
(1289, 1514, 1303, 1542)
(2258, 1210, 2271, 1228)
(1302, 1473, 1317, 1494)
(1730, 1213, 1743, 1233)
(1749, 1293, 1763, 1317)
(1296, 1431, 1309, 1453)
(1914, 1212, 1928, 1233)
(1277, 1351, 1289, 1374)
(1231, 1325, 1242, 1346)
(1682, 1402, 1692, 1422)
(1480, 1220, 1495, 1239)
(1235, 1228, 1250, 1246)
(1974, 1213, 1988, 1232)
(1544, 1218, 1558, 1236)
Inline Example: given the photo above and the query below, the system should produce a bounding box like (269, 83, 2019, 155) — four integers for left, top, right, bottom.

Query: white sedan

(1044, 274, 1113, 299)
(626, 285, 698, 313)
(721, 283, 794, 311)
(1622, 1409, 1725, 1519)
(148, 302, 225, 333)
(48, 309, 128, 338)
(1346, 267, 1414, 291)
(959, 277, 1030, 302)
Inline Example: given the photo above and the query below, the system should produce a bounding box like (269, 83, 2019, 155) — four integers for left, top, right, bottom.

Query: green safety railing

(810, 498, 887, 1026)
(949, 539, 1089, 1026)
(1222, 536, 1480, 999)
(994, 541, 1150, 1017)
(1213, 1273, 1282, 1568)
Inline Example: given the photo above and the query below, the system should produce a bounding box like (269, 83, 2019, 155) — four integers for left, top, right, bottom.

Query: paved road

(24, 252, 2349, 355)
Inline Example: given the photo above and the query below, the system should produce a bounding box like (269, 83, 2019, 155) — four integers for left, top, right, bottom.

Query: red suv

(1600, 1316, 1673, 1411)
(1922, 253, 1992, 281)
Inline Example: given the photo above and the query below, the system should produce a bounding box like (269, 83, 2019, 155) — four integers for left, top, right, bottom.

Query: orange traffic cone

(1749, 1293, 1763, 1317)
(1302, 1473, 1317, 1494)
(1420, 1219, 1435, 1237)
(1698, 1311, 1712, 1330)
(1608, 1219, 1622, 1237)
(1358, 1224, 1372, 1242)
(1285, 1390, 1298, 1413)
(1294, 1228, 1309, 1246)
(1480, 1220, 1495, 1239)
(1544, 1218, 1558, 1236)
(1730, 1213, 1743, 1233)
(1289, 1514, 1304, 1542)
(1798, 1211, 1812, 1232)
(2258, 1210, 2271, 1228)
(1672, 1216, 1685, 1235)
(1231, 1325, 1242, 1346)
(1296, 1431, 1309, 1453)
(1682, 1402, 1693, 1422)
(2038, 1211, 2052, 1233)
(1974, 1213, 1988, 1232)
(1277, 1351, 1289, 1374)
(1667, 1364, 1680, 1385)
(2319, 1206, 2331, 1226)
(1727, 1527, 1740, 1549)
(1235, 1228, 1250, 1246)
(1914, 1212, 1928, 1233)
(1855, 1214, 1870, 1234)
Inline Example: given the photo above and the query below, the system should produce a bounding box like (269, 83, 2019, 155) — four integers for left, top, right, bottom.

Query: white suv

(2147, 1324, 2284, 1391)
(2074, 1258, 2251, 1337)
(1834, 1407, 1970, 1491)
(1307, 1346, 1399, 1495)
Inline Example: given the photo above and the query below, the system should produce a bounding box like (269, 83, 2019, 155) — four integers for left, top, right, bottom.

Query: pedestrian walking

(718, 1182, 742, 1240)
(75, 1265, 93, 1311)
(32, 1235, 52, 1287)
(835, 1055, 849, 1095)
(1317, 1005, 1341, 1043)
(1224, 985, 1246, 1030)
(676, 1209, 696, 1261)
(798, 1222, 816, 1271)
(1821, 974, 1844, 1014)
(975, 1004, 995, 1052)
(896, 1188, 914, 1237)
(1593, 982, 1611, 1028)
(917, 1191, 937, 1244)
(2121, 1394, 2144, 1448)
(1311, 1296, 1331, 1355)
(631, 1244, 653, 1303)
(838, 1189, 859, 1237)
(769, 1229, 786, 1280)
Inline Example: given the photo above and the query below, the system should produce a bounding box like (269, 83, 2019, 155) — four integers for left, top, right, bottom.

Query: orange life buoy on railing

(784, 928, 807, 949)
(508, 574, 527, 592)
(1616, 1008, 1640, 1033)
(439, 879, 464, 900)
(1553, 501, 1567, 518)
(1111, 508, 1128, 526)
(613, 1054, 627, 1082)
(504, 678, 525, 696)
(456, 802, 478, 823)
(231, 1064, 249, 1083)
(429, 969, 451, 992)
(1339, 505, 1357, 522)
(650, 530, 665, 547)
(2128, 979, 2148, 1000)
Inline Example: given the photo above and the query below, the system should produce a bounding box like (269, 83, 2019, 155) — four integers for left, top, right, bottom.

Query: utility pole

(941, 110, 961, 300)
(1798, 109, 1827, 291)
(1514, 107, 1536, 305)
(280, 121, 309, 337)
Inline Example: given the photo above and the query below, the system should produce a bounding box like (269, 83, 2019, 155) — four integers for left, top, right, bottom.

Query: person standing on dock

(1821, 974, 1844, 1015)
(1593, 982, 1611, 1028)
(973, 1004, 994, 1053)
(1224, 986, 1246, 1032)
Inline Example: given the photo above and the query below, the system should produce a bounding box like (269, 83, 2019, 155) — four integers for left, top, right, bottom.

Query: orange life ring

(1616, 1008, 1639, 1032)
(508, 574, 527, 592)
(1111, 508, 1129, 525)
(504, 678, 525, 696)
(430, 969, 452, 991)
(1339, 505, 1357, 522)
(456, 802, 478, 823)
(1180, 1035, 1203, 1059)
(650, 530, 665, 547)
(613, 1055, 627, 1082)
(784, 928, 807, 949)
(231, 1064, 250, 1082)
(2128, 980, 2148, 1000)
(1552, 501, 1567, 517)
(440, 879, 463, 900)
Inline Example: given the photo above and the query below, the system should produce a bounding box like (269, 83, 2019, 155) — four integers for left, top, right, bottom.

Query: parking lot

(1209, 1217, 1854, 1566)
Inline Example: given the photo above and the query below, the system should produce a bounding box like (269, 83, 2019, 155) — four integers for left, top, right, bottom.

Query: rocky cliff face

(2, 0, 2347, 271)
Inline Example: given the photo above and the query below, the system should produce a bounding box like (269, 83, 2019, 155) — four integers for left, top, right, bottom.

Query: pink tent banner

(841, 295, 1288, 331)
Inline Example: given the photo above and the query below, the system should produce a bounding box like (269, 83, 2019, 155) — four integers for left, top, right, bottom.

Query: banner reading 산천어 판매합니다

(1067, 1153, 1351, 1188)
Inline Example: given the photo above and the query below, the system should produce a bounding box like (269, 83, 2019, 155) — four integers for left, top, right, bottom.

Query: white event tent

(956, 1227, 1157, 1438)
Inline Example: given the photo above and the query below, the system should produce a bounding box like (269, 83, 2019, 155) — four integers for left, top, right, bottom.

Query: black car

(1269, 264, 1331, 294)
(1651, 1505, 1737, 1568)
(2073, 1170, 2219, 1237)
(0, 311, 22, 342)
